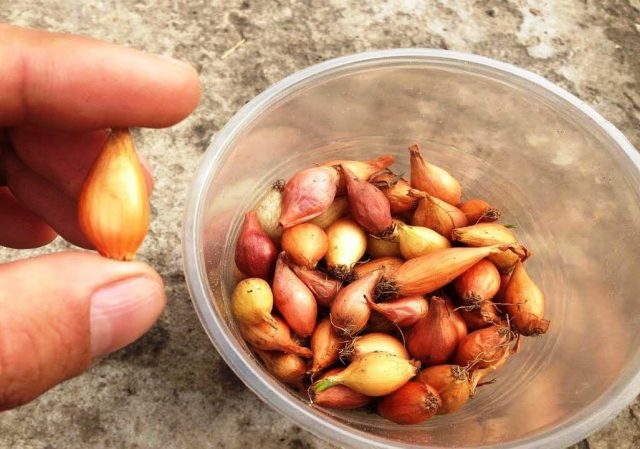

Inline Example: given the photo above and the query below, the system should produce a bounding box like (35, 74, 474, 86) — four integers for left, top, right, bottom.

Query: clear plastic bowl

(183, 49, 640, 448)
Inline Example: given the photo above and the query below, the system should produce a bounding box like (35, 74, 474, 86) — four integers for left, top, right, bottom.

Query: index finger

(0, 24, 200, 130)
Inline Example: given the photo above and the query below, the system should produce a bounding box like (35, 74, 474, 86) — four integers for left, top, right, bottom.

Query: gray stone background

(0, 0, 639, 448)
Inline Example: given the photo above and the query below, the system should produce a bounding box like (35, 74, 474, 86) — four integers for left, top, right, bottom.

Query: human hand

(0, 24, 200, 410)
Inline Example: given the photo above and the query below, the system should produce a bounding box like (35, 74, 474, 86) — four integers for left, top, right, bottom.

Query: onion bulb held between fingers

(78, 128, 149, 261)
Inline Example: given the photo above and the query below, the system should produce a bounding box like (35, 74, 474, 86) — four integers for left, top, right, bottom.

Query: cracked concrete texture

(0, 0, 638, 448)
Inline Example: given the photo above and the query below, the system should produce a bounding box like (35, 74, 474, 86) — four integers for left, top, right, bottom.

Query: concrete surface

(0, 0, 639, 448)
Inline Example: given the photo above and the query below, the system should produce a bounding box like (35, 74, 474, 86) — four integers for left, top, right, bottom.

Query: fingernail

(90, 275, 165, 359)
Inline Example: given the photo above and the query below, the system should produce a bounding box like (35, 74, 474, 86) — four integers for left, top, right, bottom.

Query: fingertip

(144, 56, 201, 127)
(0, 252, 167, 410)
(89, 261, 166, 359)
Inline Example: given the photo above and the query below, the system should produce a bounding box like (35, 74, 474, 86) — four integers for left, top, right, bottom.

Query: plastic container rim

(182, 48, 640, 449)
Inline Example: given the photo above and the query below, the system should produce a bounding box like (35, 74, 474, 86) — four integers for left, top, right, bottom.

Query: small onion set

(231, 144, 549, 425)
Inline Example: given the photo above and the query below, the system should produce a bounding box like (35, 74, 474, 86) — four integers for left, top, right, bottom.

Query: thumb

(0, 251, 165, 410)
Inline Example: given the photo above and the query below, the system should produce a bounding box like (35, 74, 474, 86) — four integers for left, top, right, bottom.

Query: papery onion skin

(365, 295, 428, 327)
(377, 245, 513, 299)
(407, 297, 462, 366)
(370, 171, 417, 214)
(256, 349, 306, 389)
(443, 296, 468, 341)
(342, 332, 409, 361)
(322, 154, 395, 194)
(397, 222, 451, 259)
(312, 351, 419, 397)
(330, 270, 383, 336)
(495, 272, 511, 304)
(366, 311, 397, 334)
(235, 211, 278, 279)
(231, 278, 278, 327)
(255, 180, 285, 241)
(409, 143, 462, 205)
(312, 368, 372, 409)
(354, 257, 404, 280)
(343, 165, 395, 237)
(78, 128, 149, 261)
(240, 316, 313, 358)
(455, 325, 512, 369)
(310, 317, 343, 374)
(460, 302, 502, 331)
(459, 198, 501, 224)
(279, 166, 339, 228)
(325, 218, 367, 280)
(377, 381, 441, 424)
(281, 223, 328, 269)
(366, 220, 402, 258)
(504, 261, 550, 336)
(291, 265, 341, 308)
(416, 364, 471, 414)
(453, 259, 501, 308)
(410, 189, 468, 238)
(272, 253, 317, 337)
(452, 223, 530, 272)
(308, 196, 349, 229)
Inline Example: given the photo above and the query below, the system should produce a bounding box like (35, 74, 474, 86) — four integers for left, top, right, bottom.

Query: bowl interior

(186, 52, 640, 448)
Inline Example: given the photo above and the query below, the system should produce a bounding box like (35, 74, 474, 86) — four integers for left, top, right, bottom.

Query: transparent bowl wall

(183, 50, 640, 449)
